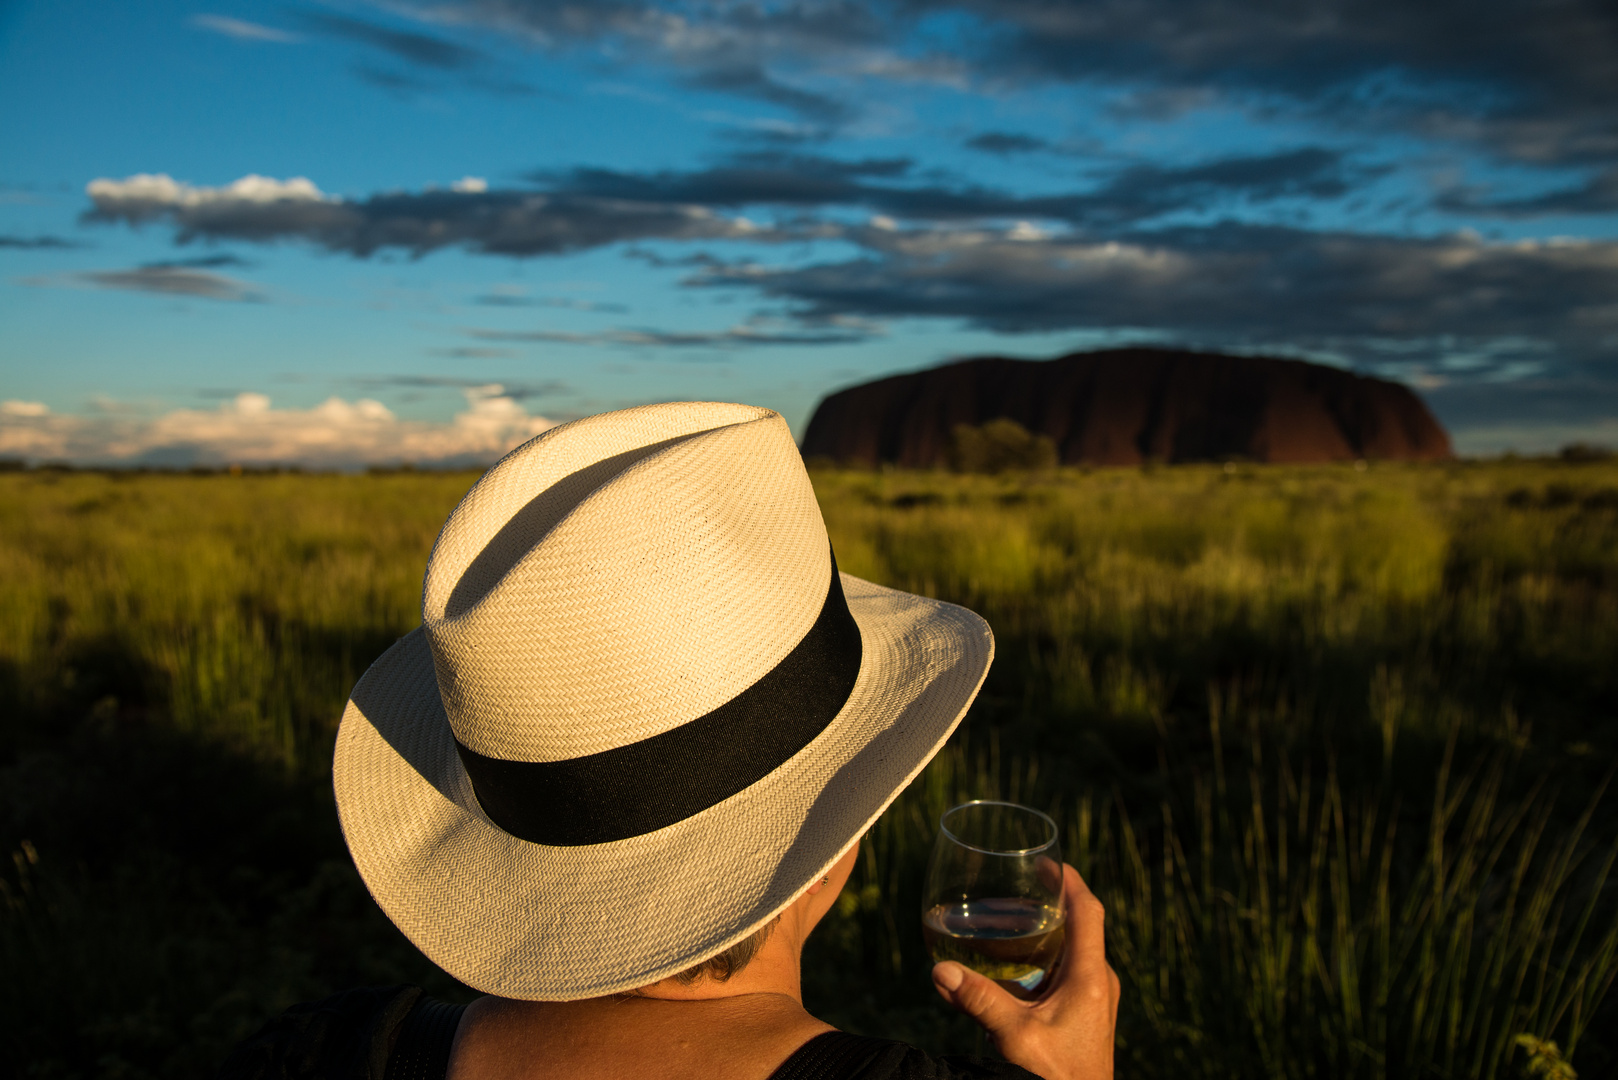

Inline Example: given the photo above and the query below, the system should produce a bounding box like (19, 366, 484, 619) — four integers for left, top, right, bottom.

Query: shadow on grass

(1, 718, 471, 1079)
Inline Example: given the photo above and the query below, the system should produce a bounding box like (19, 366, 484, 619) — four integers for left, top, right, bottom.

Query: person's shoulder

(213, 985, 423, 1080)
(773, 1031, 1042, 1080)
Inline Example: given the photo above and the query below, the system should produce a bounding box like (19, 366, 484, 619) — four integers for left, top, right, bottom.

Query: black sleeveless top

(214, 986, 1038, 1080)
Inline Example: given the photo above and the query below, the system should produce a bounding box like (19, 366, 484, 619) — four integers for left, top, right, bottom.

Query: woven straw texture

(333, 402, 994, 1000)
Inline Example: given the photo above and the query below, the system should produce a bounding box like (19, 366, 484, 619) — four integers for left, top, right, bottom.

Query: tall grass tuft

(1088, 730, 1618, 1078)
(809, 723, 1618, 1079)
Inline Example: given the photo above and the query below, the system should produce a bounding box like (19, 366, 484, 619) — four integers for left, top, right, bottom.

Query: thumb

(932, 962, 1027, 1043)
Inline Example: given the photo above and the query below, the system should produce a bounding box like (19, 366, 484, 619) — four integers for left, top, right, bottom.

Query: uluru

(800, 348, 1453, 467)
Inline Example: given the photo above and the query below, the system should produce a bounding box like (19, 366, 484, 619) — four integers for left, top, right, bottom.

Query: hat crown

(421, 402, 831, 763)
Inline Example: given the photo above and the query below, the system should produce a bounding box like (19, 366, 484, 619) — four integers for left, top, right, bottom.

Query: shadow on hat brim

(333, 572, 993, 1000)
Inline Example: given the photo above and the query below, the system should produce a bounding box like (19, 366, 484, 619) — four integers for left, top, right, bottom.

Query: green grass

(3, 460, 1617, 1078)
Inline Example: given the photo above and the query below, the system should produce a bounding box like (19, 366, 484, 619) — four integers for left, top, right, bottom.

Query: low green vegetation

(4, 459, 1617, 1077)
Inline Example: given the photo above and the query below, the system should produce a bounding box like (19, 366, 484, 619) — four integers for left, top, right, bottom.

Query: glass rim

(938, 799, 1060, 857)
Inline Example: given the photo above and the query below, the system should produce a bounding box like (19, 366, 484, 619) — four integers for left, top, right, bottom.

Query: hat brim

(333, 572, 993, 1000)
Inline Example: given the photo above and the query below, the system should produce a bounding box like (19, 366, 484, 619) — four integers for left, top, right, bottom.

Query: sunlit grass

(3, 459, 1617, 1077)
(0, 470, 473, 766)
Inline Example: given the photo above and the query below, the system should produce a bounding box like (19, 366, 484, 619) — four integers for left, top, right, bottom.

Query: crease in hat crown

(419, 401, 837, 765)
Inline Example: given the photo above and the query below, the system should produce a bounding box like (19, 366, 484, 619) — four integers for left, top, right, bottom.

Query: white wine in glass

(922, 801, 1064, 1000)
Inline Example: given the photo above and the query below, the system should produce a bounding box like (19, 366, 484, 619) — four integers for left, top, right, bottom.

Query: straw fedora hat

(333, 401, 993, 1000)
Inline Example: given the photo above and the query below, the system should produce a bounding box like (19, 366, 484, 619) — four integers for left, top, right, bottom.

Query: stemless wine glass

(921, 800, 1065, 1000)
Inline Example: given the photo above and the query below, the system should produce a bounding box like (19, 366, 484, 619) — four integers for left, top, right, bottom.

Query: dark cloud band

(77, 160, 1618, 376)
(82, 176, 761, 257)
(692, 221, 1618, 369)
(411, 0, 1618, 166)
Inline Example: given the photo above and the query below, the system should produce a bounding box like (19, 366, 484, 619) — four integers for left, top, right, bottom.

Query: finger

(1035, 855, 1063, 894)
(932, 962, 1028, 1044)
(1061, 864, 1110, 987)
(1033, 865, 1085, 998)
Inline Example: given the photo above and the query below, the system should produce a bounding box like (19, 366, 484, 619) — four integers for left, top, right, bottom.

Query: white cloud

(0, 388, 554, 469)
(451, 176, 489, 193)
(86, 173, 332, 212)
(190, 15, 301, 43)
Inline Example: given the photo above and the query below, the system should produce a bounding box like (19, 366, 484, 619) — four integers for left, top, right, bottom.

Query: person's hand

(931, 864, 1118, 1080)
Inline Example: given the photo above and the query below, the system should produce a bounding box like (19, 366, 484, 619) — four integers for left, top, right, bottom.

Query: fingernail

(933, 963, 964, 991)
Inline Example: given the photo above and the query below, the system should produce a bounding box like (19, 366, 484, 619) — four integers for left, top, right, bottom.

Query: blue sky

(3, 0, 1617, 464)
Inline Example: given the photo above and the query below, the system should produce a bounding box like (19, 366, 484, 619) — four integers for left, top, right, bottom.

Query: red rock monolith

(800, 348, 1452, 466)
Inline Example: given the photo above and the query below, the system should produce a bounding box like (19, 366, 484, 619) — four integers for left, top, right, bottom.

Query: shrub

(948, 418, 1058, 474)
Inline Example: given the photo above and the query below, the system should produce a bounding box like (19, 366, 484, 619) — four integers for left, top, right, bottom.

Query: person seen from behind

(217, 402, 1119, 1080)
